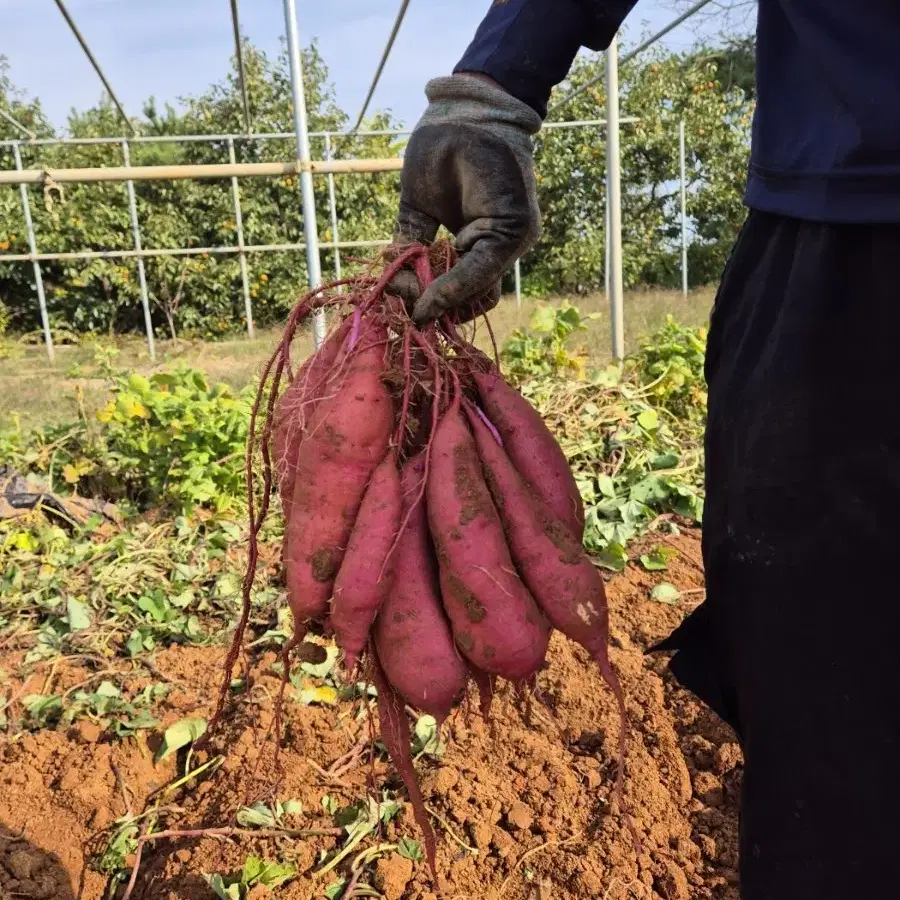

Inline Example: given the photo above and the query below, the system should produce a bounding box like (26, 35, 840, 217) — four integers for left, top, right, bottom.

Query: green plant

(502, 309, 706, 571)
(501, 302, 597, 381)
(1, 362, 253, 512)
(207, 855, 297, 900)
(21, 679, 166, 736)
(629, 315, 708, 421)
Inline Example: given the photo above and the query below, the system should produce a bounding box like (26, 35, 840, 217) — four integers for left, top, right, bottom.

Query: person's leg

(664, 211, 900, 898)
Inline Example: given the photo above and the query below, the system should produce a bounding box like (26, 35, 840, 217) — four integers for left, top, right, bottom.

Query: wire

(229, 0, 253, 135)
(546, 0, 716, 118)
(351, 0, 411, 131)
(52, 0, 136, 135)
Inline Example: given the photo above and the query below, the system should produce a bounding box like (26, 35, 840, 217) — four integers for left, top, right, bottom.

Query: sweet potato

(283, 317, 392, 627)
(466, 402, 628, 804)
(472, 365, 584, 540)
(331, 449, 402, 670)
(374, 454, 467, 722)
(427, 404, 550, 680)
(370, 645, 438, 881)
(273, 316, 353, 520)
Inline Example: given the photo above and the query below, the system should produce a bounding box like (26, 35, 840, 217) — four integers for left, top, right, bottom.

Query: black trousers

(658, 211, 900, 898)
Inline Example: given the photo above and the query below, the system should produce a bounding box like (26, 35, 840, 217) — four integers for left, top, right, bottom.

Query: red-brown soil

(0, 530, 742, 900)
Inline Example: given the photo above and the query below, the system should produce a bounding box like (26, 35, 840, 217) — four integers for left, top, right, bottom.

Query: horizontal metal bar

(0, 157, 403, 186)
(0, 239, 391, 264)
(0, 116, 628, 150)
(0, 129, 414, 149)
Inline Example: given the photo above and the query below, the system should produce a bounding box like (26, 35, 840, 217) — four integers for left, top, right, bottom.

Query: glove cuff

(422, 74, 543, 136)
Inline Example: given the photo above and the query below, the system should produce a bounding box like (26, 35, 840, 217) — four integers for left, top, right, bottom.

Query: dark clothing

(658, 210, 900, 898)
(456, 0, 900, 223)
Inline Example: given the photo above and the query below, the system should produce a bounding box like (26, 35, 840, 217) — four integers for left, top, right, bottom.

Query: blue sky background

(1, 0, 726, 131)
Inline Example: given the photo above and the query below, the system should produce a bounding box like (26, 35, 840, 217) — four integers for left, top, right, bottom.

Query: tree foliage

(1, 38, 753, 338)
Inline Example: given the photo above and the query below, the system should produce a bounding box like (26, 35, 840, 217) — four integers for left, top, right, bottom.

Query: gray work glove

(393, 74, 542, 325)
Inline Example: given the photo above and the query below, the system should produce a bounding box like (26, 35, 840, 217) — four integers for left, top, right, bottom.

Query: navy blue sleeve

(454, 0, 638, 117)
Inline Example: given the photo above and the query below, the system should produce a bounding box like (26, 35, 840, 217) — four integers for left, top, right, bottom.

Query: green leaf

(236, 803, 277, 829)
(66, 596, 92, 631)
(636, 409, 659, 432)
(651, 582, 681, 604)
(206, 873, 241, 900)
(155, 716, 206, 762)
(594, 542, 628, 572)
(281, 799, 303, 816)
(650, 452, 680, 470)
(324, 879, 347, 900)
(640, 547, 678, 572)
(412, 714, 443, 756)
(397, 837, 424, 862)
(595, 474, 616, 499)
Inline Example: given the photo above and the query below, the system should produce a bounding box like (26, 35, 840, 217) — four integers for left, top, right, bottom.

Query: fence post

(605, 34, 625, 362)
(514, 258, 522, 310)
(679, 119, 688, 296)
(228, 138, 255, 337)
(283, 0, 326, 348)
(121, 140, 156, 359)
(12, 144, 54, 362)
(324, 134, 343, 288)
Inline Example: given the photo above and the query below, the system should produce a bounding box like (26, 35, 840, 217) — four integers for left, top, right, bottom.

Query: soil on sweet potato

(0, 530, 742, 900)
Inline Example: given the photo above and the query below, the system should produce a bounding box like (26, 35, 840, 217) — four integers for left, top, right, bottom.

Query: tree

(528, 47, 752, 293)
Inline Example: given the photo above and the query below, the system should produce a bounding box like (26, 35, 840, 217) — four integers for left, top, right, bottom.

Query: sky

(0, 0, 726, 132)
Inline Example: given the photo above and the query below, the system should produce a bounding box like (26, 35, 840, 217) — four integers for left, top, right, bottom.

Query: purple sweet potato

(426, 403, 550, 681)
(283, 317, 392, 627)
(374, 453, 468, 722)
(466, 401, 628, 808)
(331, 449, 402, 669)
(472, 364, 584, 540)
(370, 645, 438, 881)
(273, 316, 353, 521)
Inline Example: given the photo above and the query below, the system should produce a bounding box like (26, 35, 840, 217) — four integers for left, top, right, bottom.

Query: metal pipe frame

(606, 36, 625, 362)
(0, 158, 404, 186)
(122, 140, 156, 359)
(228, 137, 255, 336)
(229, 0, 253, 136)
(0, 108, 36, 140)
(0, 118, 633, 149)
(52, 0, 135, 135)
(352, 0, 411, 131)
(283, 0, 326, 347)
(0, 239, 392, 265)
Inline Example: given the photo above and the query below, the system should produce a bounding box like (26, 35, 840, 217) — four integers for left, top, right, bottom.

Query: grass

(0, 286, 714, 431)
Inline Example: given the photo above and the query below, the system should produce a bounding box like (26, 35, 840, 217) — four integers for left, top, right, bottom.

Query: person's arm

(395, 0, 638, 323)
(455, 0, 635, 117)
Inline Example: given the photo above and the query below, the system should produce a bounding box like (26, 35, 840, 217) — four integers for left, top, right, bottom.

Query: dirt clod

(374, 854, 413, 900)
(506, 801, 534, 831)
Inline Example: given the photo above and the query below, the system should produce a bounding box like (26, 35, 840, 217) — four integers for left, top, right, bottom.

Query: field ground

(0, 287, 715, 430)
(0, 530, 741, 900)
(0, 283, 732, 899)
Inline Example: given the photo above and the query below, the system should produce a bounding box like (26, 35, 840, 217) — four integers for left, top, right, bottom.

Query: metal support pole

(283, 0, 326, 348)
(324, 134, 343, 288)
(514, 258, 522, 310)
(13, 144, 53, 362)
(229, 138, 254, 337)
(606, 36, 625, 361)
(1, 108, 36, 140)
(122, 141, 156, 359)
(229, 0, 253, 135)
(679, 120, 688, 296)
(53, 0, 134, 135)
